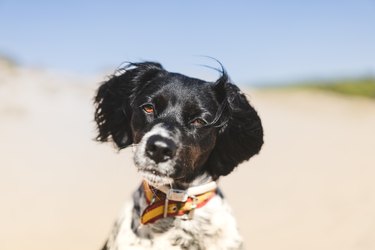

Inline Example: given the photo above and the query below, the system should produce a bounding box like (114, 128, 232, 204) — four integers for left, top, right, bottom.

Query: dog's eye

(190, 118, 207, 127)
(142, 104, 155, 114)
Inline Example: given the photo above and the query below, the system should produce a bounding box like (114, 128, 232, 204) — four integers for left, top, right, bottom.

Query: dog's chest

(106, 196, 243, 250)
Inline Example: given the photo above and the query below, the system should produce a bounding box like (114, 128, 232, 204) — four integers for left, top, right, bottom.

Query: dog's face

(94, 62, 263, 186)
(131, 75, 220, 186)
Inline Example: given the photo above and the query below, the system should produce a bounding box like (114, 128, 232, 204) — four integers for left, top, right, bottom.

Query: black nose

(146, 135, 177, 163)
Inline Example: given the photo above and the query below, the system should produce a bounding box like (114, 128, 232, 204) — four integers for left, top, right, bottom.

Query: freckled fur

(103, 188, 244, 250)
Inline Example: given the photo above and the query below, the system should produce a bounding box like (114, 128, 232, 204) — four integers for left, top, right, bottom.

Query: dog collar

(140, 181, 217, 224)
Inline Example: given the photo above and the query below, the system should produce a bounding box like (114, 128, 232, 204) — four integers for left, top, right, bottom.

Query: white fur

(134, 124, 180, 186)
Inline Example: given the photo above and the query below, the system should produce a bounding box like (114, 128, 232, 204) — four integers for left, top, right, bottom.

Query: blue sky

(0, 0, 374, 84)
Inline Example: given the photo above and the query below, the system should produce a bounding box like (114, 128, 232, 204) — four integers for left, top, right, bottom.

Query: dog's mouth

(139, 169, 173, 186)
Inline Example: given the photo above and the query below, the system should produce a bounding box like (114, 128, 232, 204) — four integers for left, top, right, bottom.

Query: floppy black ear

(94, 62, 165, 149)
(206, 73, 264, 179)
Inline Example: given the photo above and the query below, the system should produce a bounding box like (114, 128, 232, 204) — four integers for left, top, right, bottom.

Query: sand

(1, 64, 374, 250)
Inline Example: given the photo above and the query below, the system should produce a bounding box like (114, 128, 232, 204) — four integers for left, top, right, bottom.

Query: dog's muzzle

(134, 123, 181, 186)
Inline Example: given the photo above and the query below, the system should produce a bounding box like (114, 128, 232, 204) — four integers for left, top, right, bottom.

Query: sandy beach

(1, 64, 374, 250)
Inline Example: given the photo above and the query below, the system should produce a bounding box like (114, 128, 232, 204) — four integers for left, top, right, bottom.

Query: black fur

(206, 75, 264, 178)
(94, 62, 166, 148)
(94, 61, 263, 180)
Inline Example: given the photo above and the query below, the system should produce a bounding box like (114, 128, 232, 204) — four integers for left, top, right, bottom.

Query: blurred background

(1, 1, 374, 250)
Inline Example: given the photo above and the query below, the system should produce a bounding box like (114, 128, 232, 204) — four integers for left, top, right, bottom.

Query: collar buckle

(163, 189, 189, 218)
(166, 188, 188, 202)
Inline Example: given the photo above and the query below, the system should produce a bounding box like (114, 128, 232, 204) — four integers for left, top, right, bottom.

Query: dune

(1, 64, 374, 250)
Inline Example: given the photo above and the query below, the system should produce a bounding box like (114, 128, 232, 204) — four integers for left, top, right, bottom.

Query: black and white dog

(94, 61, 263, 249)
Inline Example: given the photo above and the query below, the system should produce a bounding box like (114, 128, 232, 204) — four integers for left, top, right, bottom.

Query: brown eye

(142, 104, 155, 114)
(191, 118, 207, 127)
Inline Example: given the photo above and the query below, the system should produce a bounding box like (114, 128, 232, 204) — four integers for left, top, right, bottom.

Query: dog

(94, 61, 263, 249)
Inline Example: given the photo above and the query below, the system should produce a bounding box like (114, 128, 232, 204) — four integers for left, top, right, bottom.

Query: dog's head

(94, 62, 263, 186)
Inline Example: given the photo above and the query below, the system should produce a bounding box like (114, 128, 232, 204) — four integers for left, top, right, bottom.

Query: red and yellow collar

(141, 181, 217, 225)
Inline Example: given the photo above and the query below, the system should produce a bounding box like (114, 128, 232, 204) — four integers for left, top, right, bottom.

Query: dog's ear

(206, 73, 264, 179)
(94, 62, 165, 149)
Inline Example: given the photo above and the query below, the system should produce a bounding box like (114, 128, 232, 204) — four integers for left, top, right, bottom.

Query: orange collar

(141, 181, 217, 224)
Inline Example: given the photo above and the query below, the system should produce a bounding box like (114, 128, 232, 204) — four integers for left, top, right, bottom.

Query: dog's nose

(146, 135, 177, 163)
